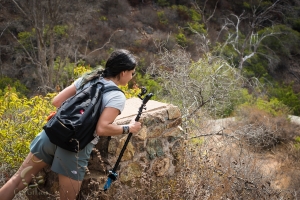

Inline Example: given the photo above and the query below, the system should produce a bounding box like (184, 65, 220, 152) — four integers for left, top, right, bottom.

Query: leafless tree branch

(85, 29, 124, 57)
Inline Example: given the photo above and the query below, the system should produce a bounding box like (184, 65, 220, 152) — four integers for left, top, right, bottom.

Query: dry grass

(233, 106, 300, 151)
(98, 106, 300, 199)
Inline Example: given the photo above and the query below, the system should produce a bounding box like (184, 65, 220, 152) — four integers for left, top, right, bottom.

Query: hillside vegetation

(0, 0, 300, 100)
(1, 0, 300, 199)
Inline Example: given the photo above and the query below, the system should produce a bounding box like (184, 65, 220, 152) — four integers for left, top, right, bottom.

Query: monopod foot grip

(103, 177, 112, 191)
(103, 171, 118, 191)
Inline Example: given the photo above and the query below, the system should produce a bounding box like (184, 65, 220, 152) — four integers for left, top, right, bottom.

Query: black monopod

(103, 87, 154, 191)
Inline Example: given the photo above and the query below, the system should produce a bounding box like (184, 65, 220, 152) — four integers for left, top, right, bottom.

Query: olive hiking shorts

(30, 130, 94, 181)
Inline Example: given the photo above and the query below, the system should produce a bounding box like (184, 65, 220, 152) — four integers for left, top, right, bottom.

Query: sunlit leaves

(0, 88, 55, 168)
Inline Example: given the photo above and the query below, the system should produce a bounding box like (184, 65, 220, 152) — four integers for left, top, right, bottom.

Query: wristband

(122, 125, 130, 134)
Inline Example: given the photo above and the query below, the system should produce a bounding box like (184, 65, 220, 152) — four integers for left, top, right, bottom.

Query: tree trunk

(48, 28, 55, 88)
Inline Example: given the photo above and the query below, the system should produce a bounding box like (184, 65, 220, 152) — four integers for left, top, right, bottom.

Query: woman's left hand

(129, 119, 142, 134)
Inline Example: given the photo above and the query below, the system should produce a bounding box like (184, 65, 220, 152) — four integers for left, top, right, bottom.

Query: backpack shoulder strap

(102, 85, 124, 94)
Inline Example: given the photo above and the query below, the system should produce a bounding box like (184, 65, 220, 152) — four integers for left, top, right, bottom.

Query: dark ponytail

(79, 68, 103, 88)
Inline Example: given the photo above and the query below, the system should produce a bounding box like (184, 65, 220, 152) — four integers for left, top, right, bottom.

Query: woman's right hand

(46, 111, 56, 121)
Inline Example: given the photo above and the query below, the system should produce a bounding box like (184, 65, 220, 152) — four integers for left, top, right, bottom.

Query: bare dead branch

(215, 0, 284, 70)
(11, 0, 28, 18)
(85, 29, 124, 57)
(0, 23, 9, 38)
(8, 30, 40, 66)
(188, 128, 240, 140)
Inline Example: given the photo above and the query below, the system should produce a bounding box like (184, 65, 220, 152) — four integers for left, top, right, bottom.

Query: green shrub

(188, 22, 206, 34)
(256, 98, 290, 116)
(0, 77, 29, 97)
(172, 5, 201, 22)
(243, 54, 269, 79)
(157, 11, 168, 25)
(156, 0, 169, 7)
(17, 31, 34, 50)
(268, 83, 300, 115)
(189, 8, 201, 22)
(177, 5, 191, 20)
(54, 25, 68, 37)
(134, 73, 161, 100)
(240, 96, 290, 117)
(261, 25, 300, 57)
(175, 32, 188, 47)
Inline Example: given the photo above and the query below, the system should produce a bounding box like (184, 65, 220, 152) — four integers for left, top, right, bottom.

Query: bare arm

(52, 84, 77, 108)
(96, 107, 141, 136)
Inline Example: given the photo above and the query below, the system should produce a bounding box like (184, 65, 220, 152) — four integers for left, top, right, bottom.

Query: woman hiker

(0, 49, 142, 200)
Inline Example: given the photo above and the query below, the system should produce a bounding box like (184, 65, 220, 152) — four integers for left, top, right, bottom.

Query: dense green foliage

(268, 83, 300, 115)
(0, 87, 55, 167)
(239, 96, 290, 117)
(0, 77, 29, 96)
(133, 73, 161, 100)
